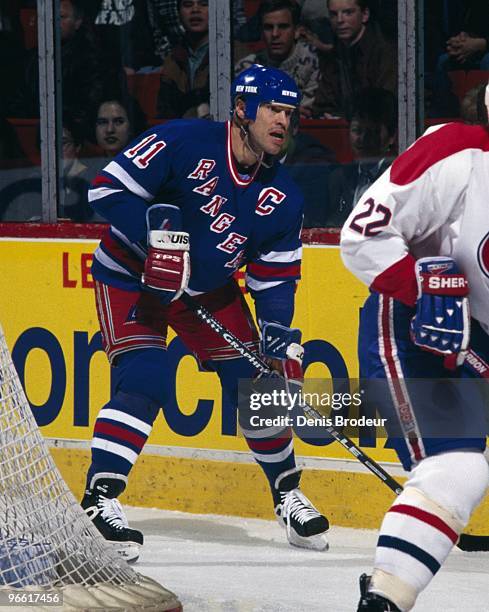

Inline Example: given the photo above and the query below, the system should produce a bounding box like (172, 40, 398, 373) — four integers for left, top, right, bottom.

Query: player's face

(262, 9, 297, 61)
(328, 0, 369, 44)
(248, 103, 294, 156)
(95, 102, 132, 157)
(179, 0, 209, 35)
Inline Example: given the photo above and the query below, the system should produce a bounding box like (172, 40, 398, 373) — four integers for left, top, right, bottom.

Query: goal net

(0, 325, 182, 611)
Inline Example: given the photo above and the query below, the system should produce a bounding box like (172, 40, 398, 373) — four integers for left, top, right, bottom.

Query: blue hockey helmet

(230, 64, 301, 121)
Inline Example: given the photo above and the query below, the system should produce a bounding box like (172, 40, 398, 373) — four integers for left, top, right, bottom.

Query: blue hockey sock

(86, 391, 160, 489)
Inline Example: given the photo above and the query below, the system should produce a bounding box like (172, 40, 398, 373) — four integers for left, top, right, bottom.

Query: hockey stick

(180, 292, 403, 493)
(454, 347, 489, 551)
(463, 347, 489, 379)
(180, 292, 489, 552)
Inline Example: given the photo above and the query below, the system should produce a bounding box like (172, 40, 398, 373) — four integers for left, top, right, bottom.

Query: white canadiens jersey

(340, 122, 489, 332)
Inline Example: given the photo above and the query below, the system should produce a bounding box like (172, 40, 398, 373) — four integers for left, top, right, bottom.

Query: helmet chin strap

(239, 123, 273, 169)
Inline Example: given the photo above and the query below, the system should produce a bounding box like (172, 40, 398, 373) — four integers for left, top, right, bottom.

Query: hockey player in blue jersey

(81, 64, 329, 561)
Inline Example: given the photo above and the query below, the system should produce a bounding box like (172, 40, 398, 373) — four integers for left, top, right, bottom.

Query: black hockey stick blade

(457, 533, 489, 552)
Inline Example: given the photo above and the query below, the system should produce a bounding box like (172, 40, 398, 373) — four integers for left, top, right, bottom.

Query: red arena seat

(447, 70, 466, 101)
(448, 70, 489, 102)
(19, 8, 37, 50)
(7, 118, 40, 165)
(243, 0, 261, 18)
(126, 73, 161, 121)
(464, 70, 489, 95)
(299, 119, 353, 164)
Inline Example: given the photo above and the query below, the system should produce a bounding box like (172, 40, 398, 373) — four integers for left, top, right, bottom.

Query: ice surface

(125, 506, 489, 611)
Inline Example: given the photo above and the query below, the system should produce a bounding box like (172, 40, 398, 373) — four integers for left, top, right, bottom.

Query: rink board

(1, 238, 489, 531)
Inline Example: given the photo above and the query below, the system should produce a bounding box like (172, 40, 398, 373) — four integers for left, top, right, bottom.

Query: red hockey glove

(142, 203, 190, 304)
(142, 229, 190, 304)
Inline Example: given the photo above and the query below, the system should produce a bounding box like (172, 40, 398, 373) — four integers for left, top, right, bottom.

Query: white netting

(0, 326, 181, 611)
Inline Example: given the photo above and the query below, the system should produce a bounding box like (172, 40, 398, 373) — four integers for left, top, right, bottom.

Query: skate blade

(107, 540, 141, 563)
(275, 514, 286, 530)
(287, 530, 329, 552)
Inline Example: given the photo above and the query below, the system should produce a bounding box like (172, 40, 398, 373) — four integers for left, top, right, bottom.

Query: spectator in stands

(283, 114, 337, 228)
(0, 113, 101, 223)
(311, 0, 397, 120)
(60, 115, 100, 222)
(294, 0, 335, 57)
(235, 0, 320, 114)
(440, 2, 489, 70)
(0, 2, 25, 117)
(297, 23, 334, 58)
(0, 116, 24, 168)
(7, 0, 106, 125)
(148, 0, 184, 62)
(320, 87, 397, 227)
(298, 0, 331, 23)
(460, 83, 489, 124)
(149, 0, 244, 60)
(156, 0, 209, 119)
(92, 96, 147, 158)
(431, 1, 489, 118)
(366, 0, 396, 41)
(299, 1, 395, 61)
(86, 0, 162, 74)
(0, 113, 41, 221)
(236, 0, 330, 43)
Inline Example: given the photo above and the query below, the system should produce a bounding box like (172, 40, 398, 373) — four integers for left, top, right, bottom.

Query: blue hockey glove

(410, 257, 470, 362)
(141, 204, 190, 304)
(261, 322, 303, 361)
(260, 322, 304, 392)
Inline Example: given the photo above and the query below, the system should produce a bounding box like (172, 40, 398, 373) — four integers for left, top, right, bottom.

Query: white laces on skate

(275, 487, 329, 551)
(95, 496, 129, 530)
(281, 489, 321, 526)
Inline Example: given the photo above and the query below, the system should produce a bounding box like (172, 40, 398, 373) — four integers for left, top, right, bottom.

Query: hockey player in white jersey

(341, 90, 489, 610)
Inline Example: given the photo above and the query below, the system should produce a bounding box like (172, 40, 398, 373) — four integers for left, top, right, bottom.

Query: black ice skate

(273, 468, 329, 551)
(357, 574, 401, 611)
(81, 475, 143, 563)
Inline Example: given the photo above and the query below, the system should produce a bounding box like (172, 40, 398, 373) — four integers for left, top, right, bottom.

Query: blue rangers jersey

(88, 119, 304, 326)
